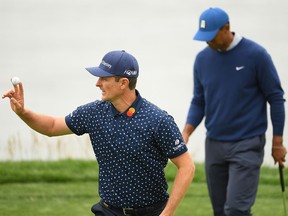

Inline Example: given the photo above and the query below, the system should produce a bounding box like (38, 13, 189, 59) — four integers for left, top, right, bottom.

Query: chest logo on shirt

(236, 66, 245, 71)
(126, 107, 136, 117)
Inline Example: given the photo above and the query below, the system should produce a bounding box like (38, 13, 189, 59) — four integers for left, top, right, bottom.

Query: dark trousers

(91, 199, 167, 216)
(205, 135, 265, 216)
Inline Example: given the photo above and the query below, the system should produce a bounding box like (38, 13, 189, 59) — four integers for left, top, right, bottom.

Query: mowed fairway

(0, 160, 287, 216)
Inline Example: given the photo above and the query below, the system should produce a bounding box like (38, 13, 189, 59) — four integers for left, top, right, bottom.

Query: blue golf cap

(194, 7, 229, 41)
(86, 50, 139, 78)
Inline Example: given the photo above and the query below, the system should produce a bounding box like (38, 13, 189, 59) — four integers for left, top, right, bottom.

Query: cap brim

(193, 29, 219, 41)
(85, 67, 114, 77)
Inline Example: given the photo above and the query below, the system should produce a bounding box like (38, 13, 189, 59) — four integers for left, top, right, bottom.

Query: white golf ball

(11, 76, 21, 85)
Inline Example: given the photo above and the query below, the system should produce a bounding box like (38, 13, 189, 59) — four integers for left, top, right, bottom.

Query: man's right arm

(18, 109, 72, 136)
(2, 82, 73, 137)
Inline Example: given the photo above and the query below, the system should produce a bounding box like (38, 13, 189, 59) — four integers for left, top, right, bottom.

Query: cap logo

(101, 60, 112, 69)
(124, 70, 137, 76)
(200, 20, 206, 29)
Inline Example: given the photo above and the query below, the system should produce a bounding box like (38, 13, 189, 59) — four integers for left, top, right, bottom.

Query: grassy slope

(0, 160, 287, 216)
(1, 160, 285, 184)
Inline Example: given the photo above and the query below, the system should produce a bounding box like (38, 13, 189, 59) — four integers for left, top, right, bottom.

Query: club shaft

(280, 165, 285, 192)
(279, 165, 287, 216)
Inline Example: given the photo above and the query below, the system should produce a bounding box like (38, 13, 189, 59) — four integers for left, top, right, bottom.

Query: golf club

(279, 164, 287, 216)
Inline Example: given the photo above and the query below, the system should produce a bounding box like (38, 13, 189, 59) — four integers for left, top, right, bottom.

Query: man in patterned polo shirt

(3, 50, 195, 216)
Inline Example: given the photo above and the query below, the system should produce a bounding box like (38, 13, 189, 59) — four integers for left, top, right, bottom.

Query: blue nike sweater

(186, 38, 285, 141)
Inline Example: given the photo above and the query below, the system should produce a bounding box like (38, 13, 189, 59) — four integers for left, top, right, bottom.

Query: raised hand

(2, 82, 25, 115)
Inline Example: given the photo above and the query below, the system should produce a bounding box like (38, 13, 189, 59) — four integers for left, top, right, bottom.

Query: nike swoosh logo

(236, 66, 245, 71)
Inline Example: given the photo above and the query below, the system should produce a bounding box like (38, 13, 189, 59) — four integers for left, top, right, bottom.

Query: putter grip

(279, 165, 285, 192)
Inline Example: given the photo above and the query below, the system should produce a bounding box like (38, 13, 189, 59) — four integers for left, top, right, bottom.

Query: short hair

(220, 22, 230, 30)
(114, 76, 137, 90)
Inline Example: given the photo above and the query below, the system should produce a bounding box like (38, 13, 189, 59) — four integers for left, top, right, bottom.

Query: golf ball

(11, 76, 20, 85)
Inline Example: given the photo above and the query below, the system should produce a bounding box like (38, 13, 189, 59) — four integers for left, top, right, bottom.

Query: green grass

(0, 160, 287, 216)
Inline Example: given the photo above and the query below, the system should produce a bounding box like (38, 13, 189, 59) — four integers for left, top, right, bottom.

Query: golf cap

(86, 50, 139, 78)
(194, 7, 229, 41)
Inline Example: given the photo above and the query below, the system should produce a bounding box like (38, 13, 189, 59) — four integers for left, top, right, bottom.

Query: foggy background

(0, 0, 287, 166)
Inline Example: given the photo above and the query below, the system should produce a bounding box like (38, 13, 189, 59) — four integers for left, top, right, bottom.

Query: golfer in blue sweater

(182, 7, 286, 216)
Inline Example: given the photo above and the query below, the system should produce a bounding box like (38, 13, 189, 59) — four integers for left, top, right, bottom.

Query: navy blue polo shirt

(65, 90, 187, 208)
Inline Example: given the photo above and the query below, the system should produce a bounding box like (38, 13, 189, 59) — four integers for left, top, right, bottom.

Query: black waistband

(100, 199, 167, 215)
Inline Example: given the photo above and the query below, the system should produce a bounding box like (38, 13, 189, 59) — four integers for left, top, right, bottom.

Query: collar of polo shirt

(111, 90, 143, 117)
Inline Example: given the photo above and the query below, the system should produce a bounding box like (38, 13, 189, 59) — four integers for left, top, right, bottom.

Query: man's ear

(120, 78, 129, 90)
